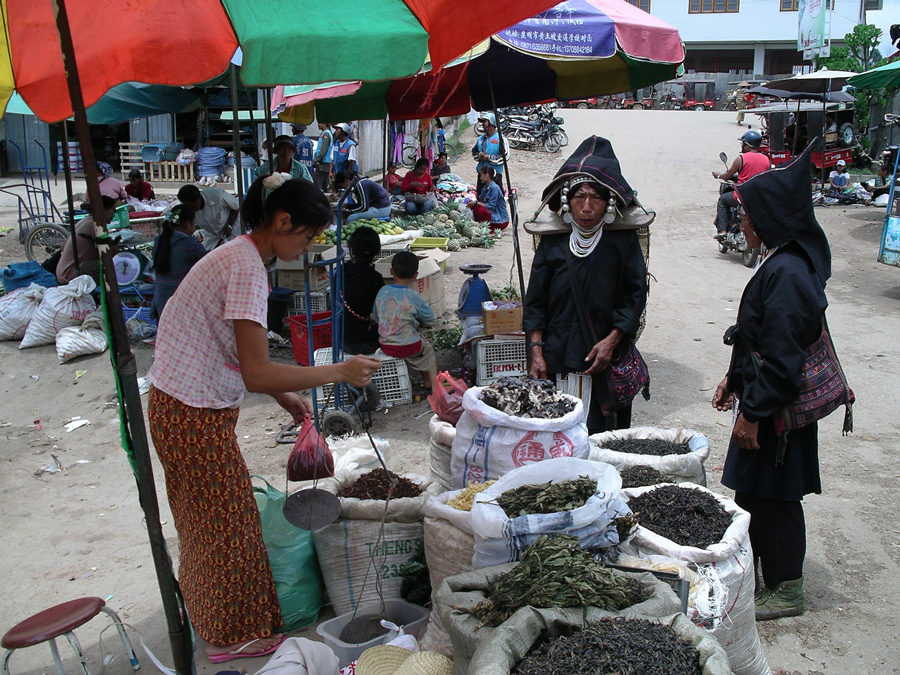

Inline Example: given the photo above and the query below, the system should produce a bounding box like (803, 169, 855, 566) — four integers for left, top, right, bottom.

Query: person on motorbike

(712, 130, 770, 241)
(472, 113, 508, 187)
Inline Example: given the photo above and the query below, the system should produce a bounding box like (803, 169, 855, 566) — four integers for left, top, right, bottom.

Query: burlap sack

(436, 564, 681, 675)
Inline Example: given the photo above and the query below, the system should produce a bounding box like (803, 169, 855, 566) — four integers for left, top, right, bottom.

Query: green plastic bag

(253, 476, 324, 630)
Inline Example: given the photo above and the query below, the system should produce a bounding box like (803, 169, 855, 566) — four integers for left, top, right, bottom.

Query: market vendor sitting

(96, 161, 127, 202)
(125, 168, 155, 201)
(384, 163, 403, 196)
(56, 196, 118, 286)
(333, 169, 392, 223)
(431, 152, 452, 178)
(256, 135, 313, 183)
(828, 159, 849, 190)
(401, 158, 437, 215)
(150, 204, 206, 320)
(471, 166, 509, 232)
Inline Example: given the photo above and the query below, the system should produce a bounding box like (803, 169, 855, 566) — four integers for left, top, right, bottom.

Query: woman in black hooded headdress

(712, 146, 831, 621)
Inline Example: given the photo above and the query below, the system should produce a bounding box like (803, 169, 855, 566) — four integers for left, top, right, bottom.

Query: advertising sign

(798, 0, 827, 51)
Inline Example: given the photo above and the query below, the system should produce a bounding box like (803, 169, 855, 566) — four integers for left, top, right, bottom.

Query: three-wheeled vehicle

(751, 100, 857, 173)
(620, 87, 657, 110)
(684, 80, 718, 111)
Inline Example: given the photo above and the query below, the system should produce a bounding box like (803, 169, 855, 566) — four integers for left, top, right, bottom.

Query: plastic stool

(1, 598, 139, 675)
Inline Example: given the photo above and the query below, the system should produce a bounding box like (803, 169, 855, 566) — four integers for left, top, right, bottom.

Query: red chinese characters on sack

(549, 432, 574, 458)
(511, 431, 547, 467)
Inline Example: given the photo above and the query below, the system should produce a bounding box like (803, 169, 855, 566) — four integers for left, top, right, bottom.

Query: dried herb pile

(604, 438, 691, 456)
(481, 376, 576, 419)
(464, 535, 644, 627)
(448, 480, 496, 511)
(619, 465, 668, 488)
(514, 617, 702, 675)
(495, 477, 596, 518)
(629, 485, 732, 549)
(339, 468, 423, 500)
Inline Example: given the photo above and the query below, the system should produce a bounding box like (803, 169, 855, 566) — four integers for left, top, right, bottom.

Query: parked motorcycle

(715, 151, 759, 268)
(499, 108, 566, 153)
(658, 93, 683, 110)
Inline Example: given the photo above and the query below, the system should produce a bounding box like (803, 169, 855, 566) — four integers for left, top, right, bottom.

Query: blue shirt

(474, 132, 505, 174)
(150, 231, 207, 319)
(332, 137, 357, 175)
(315, 129, 333, 164)
(479, 180, 509, 224)
(292, 133, 315, 170)
(373, 284, 435, 349)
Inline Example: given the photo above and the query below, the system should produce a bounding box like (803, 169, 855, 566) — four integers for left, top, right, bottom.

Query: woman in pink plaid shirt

(147, 175, 380, 663)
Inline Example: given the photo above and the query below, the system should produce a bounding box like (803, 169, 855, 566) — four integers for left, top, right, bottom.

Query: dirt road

(1, 110, 898, 674)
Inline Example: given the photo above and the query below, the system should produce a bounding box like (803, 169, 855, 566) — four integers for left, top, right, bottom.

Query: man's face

(275, 144, 294, 164)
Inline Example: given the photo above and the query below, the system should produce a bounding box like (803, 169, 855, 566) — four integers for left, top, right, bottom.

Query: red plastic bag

(427, 371, 469, 425)
(287, 416, 335, 482)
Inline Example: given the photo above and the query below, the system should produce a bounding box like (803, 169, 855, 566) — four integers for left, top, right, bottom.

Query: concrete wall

(649, 0, 899, 54)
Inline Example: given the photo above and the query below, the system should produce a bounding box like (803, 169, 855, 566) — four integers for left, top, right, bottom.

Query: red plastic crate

(287, 311, 332, 366)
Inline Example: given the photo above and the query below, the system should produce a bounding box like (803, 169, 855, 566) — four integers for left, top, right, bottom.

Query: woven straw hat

(394, 651, 453, 675)
(356, 645, 412, 675)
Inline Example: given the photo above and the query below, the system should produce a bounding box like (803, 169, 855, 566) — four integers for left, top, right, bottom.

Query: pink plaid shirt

(150, 236, 269, 409)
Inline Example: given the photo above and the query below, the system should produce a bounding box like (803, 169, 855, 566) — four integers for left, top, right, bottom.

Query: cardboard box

(276, 246, 340, 291)
(482, 302, 523, 335)
(374, 252, 445, 317)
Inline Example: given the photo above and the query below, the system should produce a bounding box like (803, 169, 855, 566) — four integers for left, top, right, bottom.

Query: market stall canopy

(5, 83, 201, 123)
(764, 69, 859, 95)
(0, 0, 562, 123)
(847, 60, 900, 90)
(748, 85, 855, 103)
(273, 0, 685, 122)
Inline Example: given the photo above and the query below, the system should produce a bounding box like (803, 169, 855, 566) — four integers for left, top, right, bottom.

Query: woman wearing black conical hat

(712, 146, 833, 621)
(523, 136, 651, 433)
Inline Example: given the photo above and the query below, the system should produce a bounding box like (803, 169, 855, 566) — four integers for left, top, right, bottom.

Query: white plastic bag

(589, 426, 710, 485)
(450, 387, 588, 489)
(55, 311, 108, 364)
(0, 283, 45, 341)
(621, 484, 769, 675)
(20, 275, 97, 349)
(875, 193, 890, 207)
(470, 457, 630, 569)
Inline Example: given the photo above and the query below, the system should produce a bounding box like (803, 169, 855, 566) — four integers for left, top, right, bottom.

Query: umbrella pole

(50, 2, 194, 675)
(822, 88, 827, 189)
(265, 88, 275, 169)
(60, 120, 79, 275)
(483, 59, 527, 328)
(230, 64, 244, 226)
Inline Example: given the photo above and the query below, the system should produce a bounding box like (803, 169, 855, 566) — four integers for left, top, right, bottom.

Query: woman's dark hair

(480, 166, 496, 179)
(415, 157, 429, 170)
(348, 225, 381, 265)
(154, 204, 195, 275)
(334, 169, 353, 187)
(242, 176, 332, 233)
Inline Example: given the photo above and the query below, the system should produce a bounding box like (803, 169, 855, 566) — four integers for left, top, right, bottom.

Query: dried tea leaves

(604, 438, 691, 456)
(619, 464, 668, 488)
(495, 476, 596, 518)
(465, 535, 644, 627)
(339, 468, 423, 500)
(514, 617, 702, 675)
(481, 376, 577, 419)
(338, 614, 389, 644)
(448, 480, 496, 511)
(629, 485, 732, 549)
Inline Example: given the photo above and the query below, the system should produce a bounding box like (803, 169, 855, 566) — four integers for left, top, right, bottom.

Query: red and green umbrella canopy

(0, 0, 561, 122)
(274, 0, 685, 122)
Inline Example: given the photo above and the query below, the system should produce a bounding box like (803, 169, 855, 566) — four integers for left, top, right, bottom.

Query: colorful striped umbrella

(272, 0, 685, 122)
(0, 0, 561, 123)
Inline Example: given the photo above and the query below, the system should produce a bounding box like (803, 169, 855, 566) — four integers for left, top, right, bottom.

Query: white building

(630, 0, 900, 76)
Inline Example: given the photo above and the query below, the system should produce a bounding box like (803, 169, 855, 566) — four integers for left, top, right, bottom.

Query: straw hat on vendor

(522, 136, 653, 434)
(356, 645, 452, 675)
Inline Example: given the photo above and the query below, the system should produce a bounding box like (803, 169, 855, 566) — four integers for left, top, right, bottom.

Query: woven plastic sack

(55, 311, 108, 364)
(436, 564, 681, 675)
(418, 489, 477, 656)
(469, 612, 732, 675)
(450, 387, 588, 489)
(621, 483, 769, 675)
(312, 470, 440, 615)
(428, 415, 455, 492)
(0, 283, 45, 341)
(20, 275, 97, 349)
(589, 426, 710, 486)
(253, 477, 324, 631)
(470, 457, 630, 569)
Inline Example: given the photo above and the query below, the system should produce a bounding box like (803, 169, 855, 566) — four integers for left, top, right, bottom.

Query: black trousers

(734, 492, 805, 590)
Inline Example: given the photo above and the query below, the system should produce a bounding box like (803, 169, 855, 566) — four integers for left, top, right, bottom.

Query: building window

(689, 0, 739, 12)
(626, 0, 651, 10)
(684, 48, 754, 73)
(780, 0, 834, 9)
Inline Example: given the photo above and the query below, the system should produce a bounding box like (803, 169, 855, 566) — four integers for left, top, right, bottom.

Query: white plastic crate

(374, 242, 411, 263)
(313, 347, 413, 406)
(287, 289, 330, 316)
(476, 338, 528, 385)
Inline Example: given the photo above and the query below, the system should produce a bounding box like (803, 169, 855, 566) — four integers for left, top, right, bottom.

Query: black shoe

(713, 232, 726, 241)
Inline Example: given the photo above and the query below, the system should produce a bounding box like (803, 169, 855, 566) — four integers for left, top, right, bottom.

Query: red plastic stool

(1, 598, 139, 675)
